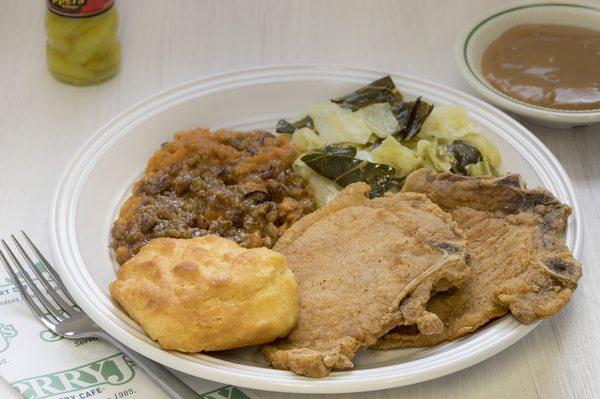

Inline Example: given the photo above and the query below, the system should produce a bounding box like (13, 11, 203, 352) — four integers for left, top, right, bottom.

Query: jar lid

(46, 0, 114, 18)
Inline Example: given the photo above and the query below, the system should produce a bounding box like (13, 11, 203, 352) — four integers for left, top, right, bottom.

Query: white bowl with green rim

(455, 1, 600, 129)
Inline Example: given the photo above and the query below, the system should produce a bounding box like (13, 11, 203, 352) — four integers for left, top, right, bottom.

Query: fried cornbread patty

(109, 235, 299, 352)
(111, 129, 315, 264)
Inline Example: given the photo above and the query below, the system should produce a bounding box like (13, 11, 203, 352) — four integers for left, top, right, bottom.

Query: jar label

(46, 0, 114, 17)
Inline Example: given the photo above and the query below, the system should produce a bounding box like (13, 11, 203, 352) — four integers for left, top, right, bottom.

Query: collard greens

(332, 76, 434, 140)
(283, 77, 502, 204)
(301, 146, 402, 198)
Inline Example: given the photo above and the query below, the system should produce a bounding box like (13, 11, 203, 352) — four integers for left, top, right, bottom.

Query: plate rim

(49, 64, 582, 394)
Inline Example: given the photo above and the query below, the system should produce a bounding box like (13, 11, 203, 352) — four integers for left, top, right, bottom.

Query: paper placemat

(0, 265, 260, 399)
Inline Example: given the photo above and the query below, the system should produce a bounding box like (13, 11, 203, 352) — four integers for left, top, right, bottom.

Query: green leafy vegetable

(400, 97, 435, 140)
(331, 76, 433, 141)
(293, 158, 341, 207)
(331, 76, 401, 111)
(370, 176, 405, 197)
(301, 146, 400, 198)
(283, 78, 502, 205)
(276, 115, 314, 134)
(321, 145, 357, 157)
(446, 140, 483, 175)
(391, 101, 411, 132)
(370, 97, 434, 148)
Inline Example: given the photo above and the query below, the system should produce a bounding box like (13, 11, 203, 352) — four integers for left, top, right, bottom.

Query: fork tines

(0, 231, 78, 332)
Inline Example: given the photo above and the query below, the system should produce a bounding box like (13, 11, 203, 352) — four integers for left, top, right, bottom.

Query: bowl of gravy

(456, 1, 600, 128)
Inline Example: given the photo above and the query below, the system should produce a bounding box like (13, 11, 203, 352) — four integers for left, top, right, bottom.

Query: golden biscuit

(109, 235, 299, 352)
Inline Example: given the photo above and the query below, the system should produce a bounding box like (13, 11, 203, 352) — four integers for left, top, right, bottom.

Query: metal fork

(0, 232, 200, 399)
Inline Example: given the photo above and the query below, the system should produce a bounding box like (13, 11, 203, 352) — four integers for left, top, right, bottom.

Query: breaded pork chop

(376, 169, 581, 349)
(263, 183, 469, 377)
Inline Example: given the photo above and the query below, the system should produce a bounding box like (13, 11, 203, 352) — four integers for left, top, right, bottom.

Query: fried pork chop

(376, 169, 581, 349)
(263, 183, 470, 377)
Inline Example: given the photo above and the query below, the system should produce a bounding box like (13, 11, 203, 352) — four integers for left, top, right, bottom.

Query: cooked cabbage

(460, 133, 501, 169)
(286, 88, 502, 207)
(355, 149, 375, 162)
(356, 103, 400, 138)
(293, 158, 340, 207)
(417, 106, 501, 170)
(467, 160, 494, 176)
(370, 137, 420, 177)
(419, 105, 475, 140)
(307, 101, 372, 146)
(291, 127, 322, 152)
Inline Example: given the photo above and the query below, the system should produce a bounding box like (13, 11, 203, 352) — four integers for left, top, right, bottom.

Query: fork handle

(93, 331, 200, 399)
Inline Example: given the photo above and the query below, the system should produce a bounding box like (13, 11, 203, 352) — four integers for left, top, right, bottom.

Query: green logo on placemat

(201, 385, 252, 399)
(0, 262, 53, 288)
(0, 323, 17, 353)
(12, 352, 135, 399)
(39, 329, 63, 342)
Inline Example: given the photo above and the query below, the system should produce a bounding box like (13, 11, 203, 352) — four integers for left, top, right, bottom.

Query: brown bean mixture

(111, 129, 315, 264)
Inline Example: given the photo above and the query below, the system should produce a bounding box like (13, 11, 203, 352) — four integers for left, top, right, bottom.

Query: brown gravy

(482, 24, 600, 111)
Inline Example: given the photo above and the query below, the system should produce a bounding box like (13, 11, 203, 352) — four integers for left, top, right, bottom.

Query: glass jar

(45, 0, 121, 85)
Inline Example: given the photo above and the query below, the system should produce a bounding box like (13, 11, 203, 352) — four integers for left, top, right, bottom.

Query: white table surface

(1, 0, 599, 398)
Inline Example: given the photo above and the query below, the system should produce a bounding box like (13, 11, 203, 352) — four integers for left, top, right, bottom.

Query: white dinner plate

(49, 65, 582, 394)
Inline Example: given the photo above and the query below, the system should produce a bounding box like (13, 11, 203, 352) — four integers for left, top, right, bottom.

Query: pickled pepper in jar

(45, 0, 121, 85)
